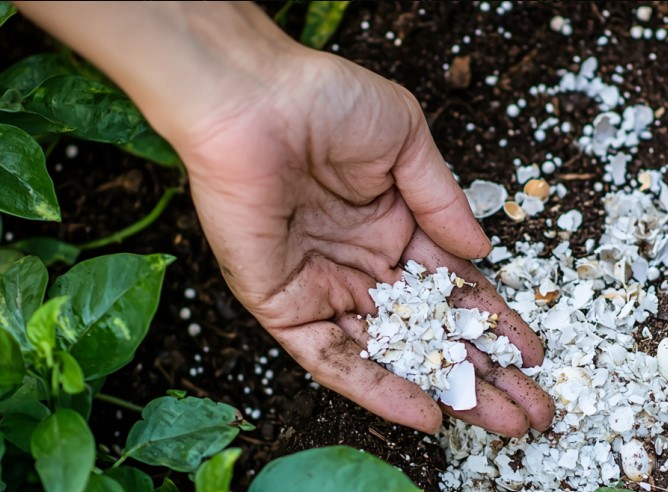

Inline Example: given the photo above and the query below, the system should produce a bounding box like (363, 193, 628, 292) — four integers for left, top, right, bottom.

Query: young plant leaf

(299, 1, 350, 50)
(0, 2, 15, 28)
(26, 296, 69, 368)
(54, 381, 94, 420)
(23, 75, 148, 144)
(58, 351, 85, 394)
(0, 53, 75, 97)
(0, 400, 50, 452)
(10, 237, 80, 266)
(0, 377, 46, 412)
(248, 446, 421, 492)
(0, 248, 24, 274)
(123, 396, 251, 472)
(117, 128, 181, 168)
(195, 448, 241, 492)
(83, 475, 124, 492)
(0, 255, 48, 350)
(104, 467, 153, 492)
(0, 329, 25, 385)
(49, 253, 175, 379)
(155, 478, 180, 492)
(0, 124, 60, 221)
(30, 409, 95, 492)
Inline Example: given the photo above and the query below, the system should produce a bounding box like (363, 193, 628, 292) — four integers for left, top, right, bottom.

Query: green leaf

(0, 53, 75, 97)
(195, 448, 241, 492)
(155, 478, 180, 492)
(54, 381, 94, 420)
(83, 475, 124, 492)
(123, 396, 249, 473)
(26, 296, 69, 368)
(23, 75, 148, 144)
(30, 409, 95, 492)
(49, 253, 174, 379)
(0, 434, 5, 492)
(594, 488, 634, 492)
(299, 1, 349, 50)
(0, 329, 25, 385)
(0, 377, 46, 412)
(104, 467, 153, 492)
(0, 248, 24, 274)
(10, 237, 80, 267)
(0, 110, 74, 136)
(0, 124, 60, 221)
(0, 2, 15, 29)
(117, 128, 181, 167)
(58, 351, 85, 394)
(0, 256, 48, 350)
(248, 446, 421, 492)
(0, 400, 50, 452)
(166, 389, 187, 399)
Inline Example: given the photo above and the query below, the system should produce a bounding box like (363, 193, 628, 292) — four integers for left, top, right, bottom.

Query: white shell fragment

(364, 261, 522, 412)
(557, 210, 583, 231)
(658, 338, 668, 381)
(621, 440, 651, 482)
(463, 180, 508, 218)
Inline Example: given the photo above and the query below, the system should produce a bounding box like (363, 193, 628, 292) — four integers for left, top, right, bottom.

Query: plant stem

(95, 393, 143, 413)
(273, 0, 294, 25)
(77, 186, 180, 251)
(43, 137, 60, 159)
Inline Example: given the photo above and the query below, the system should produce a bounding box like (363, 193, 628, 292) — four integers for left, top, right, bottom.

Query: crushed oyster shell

(363, 260, 523, 411)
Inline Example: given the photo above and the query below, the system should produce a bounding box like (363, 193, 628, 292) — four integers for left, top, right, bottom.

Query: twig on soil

(557, 173, 597, 181)
(368, 426, 387, 442)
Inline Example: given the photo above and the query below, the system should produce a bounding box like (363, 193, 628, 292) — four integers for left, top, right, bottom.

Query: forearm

(15, 1, 298, 143)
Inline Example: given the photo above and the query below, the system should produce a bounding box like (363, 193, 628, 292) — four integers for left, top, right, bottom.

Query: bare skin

(17, 1, 555, 436)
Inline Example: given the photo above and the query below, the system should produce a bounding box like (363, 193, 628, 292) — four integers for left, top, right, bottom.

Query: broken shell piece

(576, 260, 603, 280)
(638, 171, 652, 192)
(657, 338, 668, 381)
(463, 180, 508, 218)
(523, 178, 551, 201)
(621, 439, 651, 482)
(503, 201, 527, 222)
(557, 210, 583, 232)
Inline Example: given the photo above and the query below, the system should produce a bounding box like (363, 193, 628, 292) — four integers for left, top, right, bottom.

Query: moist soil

(3, 2, 668, 491)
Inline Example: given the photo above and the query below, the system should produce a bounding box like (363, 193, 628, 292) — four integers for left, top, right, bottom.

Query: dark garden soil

(3, 2, 668, 491)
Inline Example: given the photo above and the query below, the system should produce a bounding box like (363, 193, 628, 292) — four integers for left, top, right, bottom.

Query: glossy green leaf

(0, 329, 25, 385)
(0, 2, 16, 28)
(155, 478, 180, 492)
(54, 382, 94, 420)
(123, 396, 250, 472)
(594, 488, 633, 492)
(49, 253, 174, 379)
(105, 467, 153, 492)
(58, 351, 85, 394)
(195, 448, 241, 492)
(83, 475, 123, 492)
(31, 409, 95, 492)
(0, 110, 74, 135)
(0, 377, 46, 412)
(248, 446, 421, 492)
(0, 53, 74, 97)
(0, 256, 48, 350)
(23, 75, 148, 144)
(0, 248, 24, 274)
(26, 297, 69, 368)
(117, 128, 181, 167)
(10, 237, 80, 266)
(299, 1, 349, 50)
(0, 124, 60, 221)
(0, 400, 50, 452)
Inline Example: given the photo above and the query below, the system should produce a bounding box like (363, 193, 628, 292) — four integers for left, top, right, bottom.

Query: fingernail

(476, 221, 493, 258)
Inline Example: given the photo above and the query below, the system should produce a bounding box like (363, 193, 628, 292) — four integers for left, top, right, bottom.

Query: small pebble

(507, 104, 520, 118)
(656, 28, 667, 41)
(630, 25, 644, 39)
(561, 24, 573, 36)
(184, 288, 196, 299)
(452, 44, 461, 54)
(594, 182, 604, 192)
(268, 347, 280, 357)
(187, 323, 201, 336)
(65, 144, 78, 159)
(534, 129, 546, 142)
(360, 20, 369, 30)
(385, 31, 395, 40)
(542, 161, 556, 174)
(4, 232, 13, 242)
(637, 5, 653, 22)
(179, 307, 191, 320)
(549, 16, 565, 32)
(480, 2, 490, 12)
(485, 75, 498, 86)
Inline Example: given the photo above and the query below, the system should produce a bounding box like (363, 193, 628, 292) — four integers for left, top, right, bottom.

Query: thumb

(393, 113, 491, 260)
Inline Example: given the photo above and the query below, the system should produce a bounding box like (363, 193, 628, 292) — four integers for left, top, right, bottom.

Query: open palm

(177, 52, 554, 436)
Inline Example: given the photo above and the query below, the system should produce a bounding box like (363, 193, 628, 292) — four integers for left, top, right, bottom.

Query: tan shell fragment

(576, 260, 603, 280)
(523, 178, 551, 201)
(534, 288, 559, 306)
(503, 201, 527, 222)
(638, 171, 652, 192)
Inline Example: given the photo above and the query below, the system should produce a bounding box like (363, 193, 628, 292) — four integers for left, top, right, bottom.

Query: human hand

(167, 19, 554, 436)
(17, 1, 554, 437)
